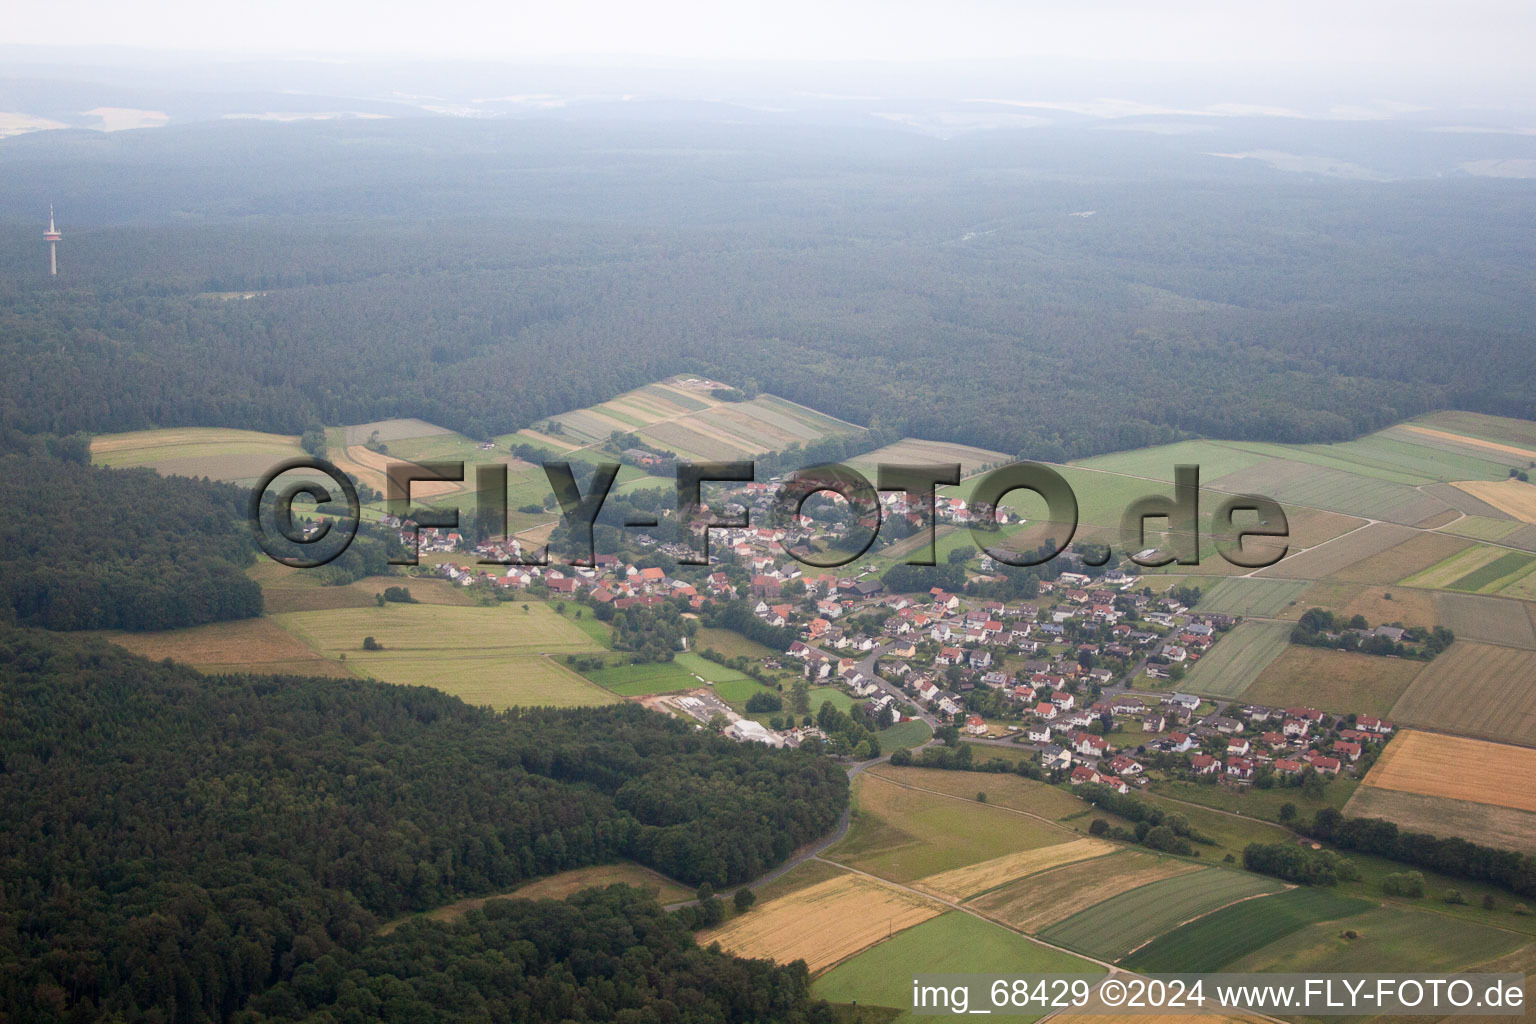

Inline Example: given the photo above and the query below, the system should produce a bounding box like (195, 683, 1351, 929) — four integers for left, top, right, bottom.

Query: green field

(1124, 887, 1372, 972)
(1179, 620, 1293, 698)
(1240, 646, 1426, 718)
(1448, 551, 1536, 592)
(877, 720, 933, 750)
(1195, 578, 1312, 618)
(694, 627, 779, 660)
(90, 426, 307, 485)
(581, 659, 701, 696)
(1442, 515, 1523, 542)
(814, 912, 1102, 1022)
(1227, 905, 1527, 973)
(274, 603, 617, 708)
(1038, 869, 1285, 961)
(829, 773, 1070, 883)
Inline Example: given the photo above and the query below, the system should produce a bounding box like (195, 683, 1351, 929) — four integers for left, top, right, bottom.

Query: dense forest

(0, 626, 847, 1022)
(0, 445, 263, 630)
(1, 118, 1534, 458)
(241, 886, 831, 1024)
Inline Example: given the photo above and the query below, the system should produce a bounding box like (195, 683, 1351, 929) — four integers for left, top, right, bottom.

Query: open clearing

(343, 418, 455, 445)
(1179, 620, 1293, 698)
(913, 838, 1115, 902)
(275, 604, 617, 708)
(1337, 586, 1439, 629)
(846, 437, 1011, 481)
(869, 765, 1087, 820)
(532, 375, 862, 460)
(1228, 905, 1526, 974)
(1195, 578, 1311, 618)
(698, 873, 941, 974)
(1239, 646, 1425, 718)
(252, 564, 478, 614)
(90, 426, 306, 483)
(829, 773, 1069, 883)
(969, 850, 1201, 934)
(93, 617, 355, 677)
(1343, 785, 1536, 853)
(1362, 729, 1536, 812)
(1390, 642, 1536, 746)
(379, 862, 693, 934)
(814, 912, 1100, 1021)
(1038, 868, 1285, 962)
(1125, 888, 1371, 973)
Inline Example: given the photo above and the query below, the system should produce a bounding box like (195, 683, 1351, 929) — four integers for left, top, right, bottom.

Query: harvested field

(1416, 508, 1463, 529)
(1415, 411, 1536, 452)
(1402, 424, 1536, 463)
(1179, 620, 1292, 698)
(332, 444, 463, 498)
(1425, 481, 1521, 520)
(847, 437, 1011, 481)
(343, 418, 454, 444)
(1504, 524, 1536, 552)
(969, 850, 1200, 934)
(914, 838, 1115, 902)
(1343, 785, 1536, 853)
(698, 873, 941, 974)
(1430, 592, 1536, 648)
(90, 426, 306, 483)
(93, 617, 355, 677)
(1284, 580, 1362, 619)
(1329, 532, 1471, 585)
(1255, 522, 1416, 580)
(1240, 646, 1425, 718)
(829, 773, 1068, 883)
(1338, 586, 1438, 628)
(1282, 507, 1367, 548)
(1039, 869, 1283, 962)
(1362, 729, 1536, 812)
(868, 765, 1086, 820)
(1196, 578, 1311, 618)
(1390, 642, 1536, 746)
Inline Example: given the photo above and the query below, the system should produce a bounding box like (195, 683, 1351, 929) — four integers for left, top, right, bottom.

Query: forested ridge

(1, 118, 1534, 457)
(0, 626, 847, 1022)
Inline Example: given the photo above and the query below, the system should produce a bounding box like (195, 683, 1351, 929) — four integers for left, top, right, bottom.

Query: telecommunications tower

(44, 204, 61, 276)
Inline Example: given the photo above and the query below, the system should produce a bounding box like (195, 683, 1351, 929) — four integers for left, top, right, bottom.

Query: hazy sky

(5, 0, 1534, 75)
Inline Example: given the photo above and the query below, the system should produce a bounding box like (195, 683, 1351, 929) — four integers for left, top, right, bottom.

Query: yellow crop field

(1452, 479, 1536, 526)
(698, 874, 942, 974)
(969, 850, 1201, 934)
(1362, 729, 1536, 813)
(914, 838, 1115, 902)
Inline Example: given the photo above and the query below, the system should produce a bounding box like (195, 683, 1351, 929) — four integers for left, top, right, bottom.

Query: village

(385, 473, 1396, 796)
